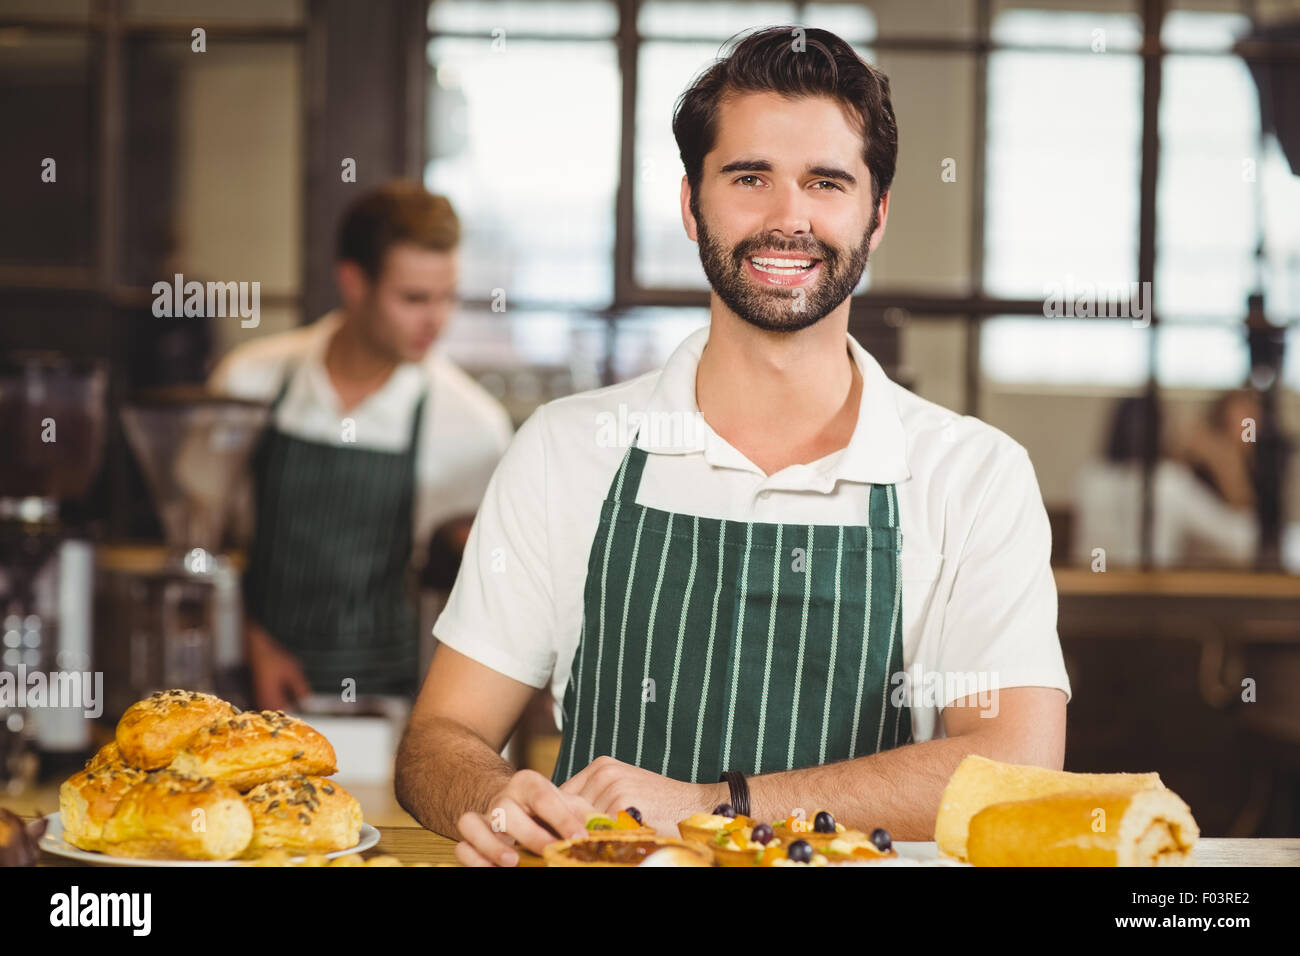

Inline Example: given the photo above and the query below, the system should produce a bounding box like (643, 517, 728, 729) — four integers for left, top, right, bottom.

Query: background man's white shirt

(434, 324, 1072, 744)
(209, 310, 514, 564)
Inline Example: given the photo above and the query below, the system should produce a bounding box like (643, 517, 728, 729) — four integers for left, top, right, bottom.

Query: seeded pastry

(241, 774, 361, 857)
(100, 769, 253, 860)
(115, 689, 239, 770)
(168, 710, 337, 791)
(59, 765, 148, 851)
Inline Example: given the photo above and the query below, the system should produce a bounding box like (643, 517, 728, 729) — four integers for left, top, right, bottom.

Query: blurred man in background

(210, 180, 513, 708)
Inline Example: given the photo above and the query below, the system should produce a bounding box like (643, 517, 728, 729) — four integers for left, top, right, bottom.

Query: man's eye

(812, 180, 842, 191)
(735, 175, 762, 187)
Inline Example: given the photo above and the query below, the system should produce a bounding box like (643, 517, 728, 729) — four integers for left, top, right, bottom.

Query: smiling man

(395, 27, 1071, 864)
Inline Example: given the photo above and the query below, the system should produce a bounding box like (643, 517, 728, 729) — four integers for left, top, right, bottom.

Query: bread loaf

(242, 774, 361, 857)
(59, 765, 147, 851)
(99, 769, 253, 860)
(168, 710, 336, 791)
(115, 689, 238, 769)
(935, 755, 1165, 861)
(966, 787, 1199, 866)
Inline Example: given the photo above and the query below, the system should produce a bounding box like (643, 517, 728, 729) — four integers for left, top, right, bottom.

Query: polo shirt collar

(634, 324, 911, 487)
(297, 310, 427, 417)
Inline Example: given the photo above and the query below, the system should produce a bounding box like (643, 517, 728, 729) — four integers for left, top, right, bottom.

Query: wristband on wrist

(718, 770, 751, 818)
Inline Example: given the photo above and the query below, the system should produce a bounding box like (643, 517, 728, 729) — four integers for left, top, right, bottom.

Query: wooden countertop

(1054, 567, 1300, 599)
(27, 821, 1300, 867)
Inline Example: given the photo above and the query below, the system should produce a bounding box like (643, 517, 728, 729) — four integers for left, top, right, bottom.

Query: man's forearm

(394, 714, 514, 839)
(747, 729, 1026, 841)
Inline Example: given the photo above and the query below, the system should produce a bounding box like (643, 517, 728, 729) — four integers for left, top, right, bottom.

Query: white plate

(38, 812, 380, 867)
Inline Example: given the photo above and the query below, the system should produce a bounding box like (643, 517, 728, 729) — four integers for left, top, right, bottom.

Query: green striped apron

(552, 428, 912, 785)
(242, 366, 426, 697)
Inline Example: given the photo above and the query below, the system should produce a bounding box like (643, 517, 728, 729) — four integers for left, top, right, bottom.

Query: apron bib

(243, 366, 426, 697)
(553, 428, 911, 785)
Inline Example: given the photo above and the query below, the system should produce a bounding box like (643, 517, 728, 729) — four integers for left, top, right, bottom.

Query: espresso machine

(0, 352, 107, 791)
(102, 393, 268, 717)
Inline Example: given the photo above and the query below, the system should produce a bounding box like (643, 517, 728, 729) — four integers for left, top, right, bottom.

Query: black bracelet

(718, 770, 750, 818)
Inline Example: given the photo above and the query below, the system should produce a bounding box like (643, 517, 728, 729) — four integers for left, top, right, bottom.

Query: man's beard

(694, 201, 877, 333)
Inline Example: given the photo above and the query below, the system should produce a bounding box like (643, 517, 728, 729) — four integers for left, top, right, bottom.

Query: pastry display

(543, 831, 713, 867)
(51, 689, 362, 864)
(58, 764, 147, 851)
(965, 787, 1199, 867)
(115, 689, 239, 770)
(168, 709, 337, 791)
(935, 754, 1168, 862)
(242, 774, 362, 857)
(98, 769, 254, 861)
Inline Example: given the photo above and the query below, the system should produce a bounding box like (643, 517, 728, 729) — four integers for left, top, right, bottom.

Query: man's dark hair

(336, 179, 460, 279)
(672, 26, 897, 217)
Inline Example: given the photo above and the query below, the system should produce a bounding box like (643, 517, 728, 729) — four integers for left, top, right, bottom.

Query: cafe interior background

(1, 0, 1299, 836)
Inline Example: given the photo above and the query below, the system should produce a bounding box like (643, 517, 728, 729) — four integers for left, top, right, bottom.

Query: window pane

(638, 2, 796, 40)
(0, 34, 96, 268)
(981, 317, 1150, 386)
(635, 41, 717, 290)
(1155, 324, 1249, 387)
(426, 37, 619, 306)
(428, 0, 617, 37)
(991, 3, 1142, 51)
(984, 12, 1142, 298)
(1162, 8, 1252, 51)
(436, 308, 608, 416)
(818, 0, 974, 41)
(121, 40, 302, 324)
(1157, 49, 1259, 321)
(867, 50, 976, 293)
(611, 307, 710, 380)
(801, 4, 876, 42)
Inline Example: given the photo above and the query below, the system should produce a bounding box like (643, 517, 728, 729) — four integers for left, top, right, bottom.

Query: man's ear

(335, 259, 369, 308)
(868, 190, 890, 254)
(680, 175, 699, 242)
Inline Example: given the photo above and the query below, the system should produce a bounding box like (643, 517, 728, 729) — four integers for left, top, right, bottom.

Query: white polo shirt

(434, 324, 1072, 744)
(209, 310, 514, 563)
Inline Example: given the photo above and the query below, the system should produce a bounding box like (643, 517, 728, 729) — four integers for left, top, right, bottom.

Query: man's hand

(245, 619, 312, 712)
(454, 769, 598, 867)
(559, 756, 726, 836)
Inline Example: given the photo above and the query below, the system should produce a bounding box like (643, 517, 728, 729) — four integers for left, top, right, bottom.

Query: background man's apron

(553, 429, 911, 785)
(242, 366, 426, 698)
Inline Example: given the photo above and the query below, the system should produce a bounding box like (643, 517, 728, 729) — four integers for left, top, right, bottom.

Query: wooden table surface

(1053, 568, 1300, 599)
(28, 820, 1300, 867)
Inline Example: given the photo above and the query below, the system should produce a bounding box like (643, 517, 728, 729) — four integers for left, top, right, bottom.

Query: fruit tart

(583, 806, 655, 836)
(772, 810, 851, 849)
(816, 827, 898, 864)
(543, 831, 712, 867)
(678, 802, 754, 845)
(708, 820, 785, 867)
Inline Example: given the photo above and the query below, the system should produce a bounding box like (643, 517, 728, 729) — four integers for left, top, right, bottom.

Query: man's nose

(762, 182, 812, 237)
